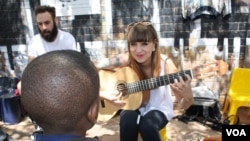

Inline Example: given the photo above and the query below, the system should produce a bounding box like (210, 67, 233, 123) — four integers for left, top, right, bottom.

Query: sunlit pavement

(1, 109, 224, 141)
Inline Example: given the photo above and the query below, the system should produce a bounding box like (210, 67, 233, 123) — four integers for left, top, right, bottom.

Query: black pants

(119, 110, 168, 141)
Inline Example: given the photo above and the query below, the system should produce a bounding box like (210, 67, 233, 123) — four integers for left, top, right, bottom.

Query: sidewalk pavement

(1, 110, 222, 141)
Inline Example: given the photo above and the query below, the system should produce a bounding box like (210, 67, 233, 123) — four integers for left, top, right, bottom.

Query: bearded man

(21, 5, 79, 135)
(27, 5, 78, 63)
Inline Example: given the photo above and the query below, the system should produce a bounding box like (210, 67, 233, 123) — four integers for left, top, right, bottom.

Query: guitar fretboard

(125, 70, 193, 94)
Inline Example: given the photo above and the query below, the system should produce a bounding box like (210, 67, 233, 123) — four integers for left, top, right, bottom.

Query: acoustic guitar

(98, 60, 228, 122)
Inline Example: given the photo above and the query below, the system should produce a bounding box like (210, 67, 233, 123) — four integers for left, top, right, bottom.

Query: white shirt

(138, 59, 174, 120)
(28, 29, 77, 57)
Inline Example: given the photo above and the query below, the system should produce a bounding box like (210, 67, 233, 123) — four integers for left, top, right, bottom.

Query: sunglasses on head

(126, 20, 152, 33)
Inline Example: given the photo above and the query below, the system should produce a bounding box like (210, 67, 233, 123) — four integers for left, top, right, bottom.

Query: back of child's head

(21, 50, 99, 133)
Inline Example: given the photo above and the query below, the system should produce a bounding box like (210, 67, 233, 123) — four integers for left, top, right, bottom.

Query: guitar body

(98, 67, 143, 122)
(97, 60, 229, 122)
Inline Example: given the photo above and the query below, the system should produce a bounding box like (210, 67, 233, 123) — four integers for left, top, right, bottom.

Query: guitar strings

(117, 70, 191, 94)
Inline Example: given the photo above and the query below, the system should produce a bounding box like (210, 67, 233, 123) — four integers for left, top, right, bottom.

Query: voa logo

(226, 129, 246, 136)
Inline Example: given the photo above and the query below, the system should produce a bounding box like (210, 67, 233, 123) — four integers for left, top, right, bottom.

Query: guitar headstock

(192, 59, 229, 80)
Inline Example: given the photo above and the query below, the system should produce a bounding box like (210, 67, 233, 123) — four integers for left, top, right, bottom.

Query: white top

(28, 29, 77, 57)
(138, 59, 174, 120)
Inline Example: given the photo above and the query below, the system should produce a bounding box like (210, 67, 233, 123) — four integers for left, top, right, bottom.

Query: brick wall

(0, 0, 26, 45)
(0, 0, 250, 95)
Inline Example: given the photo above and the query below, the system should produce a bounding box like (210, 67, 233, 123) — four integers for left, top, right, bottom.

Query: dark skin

(21, 50, 99, 136)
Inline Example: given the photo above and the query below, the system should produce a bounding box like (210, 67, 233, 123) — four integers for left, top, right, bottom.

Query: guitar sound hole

(117, 83, 127, 96)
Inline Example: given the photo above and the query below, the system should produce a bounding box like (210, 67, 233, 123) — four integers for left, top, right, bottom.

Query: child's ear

(87, 100, 99, 124)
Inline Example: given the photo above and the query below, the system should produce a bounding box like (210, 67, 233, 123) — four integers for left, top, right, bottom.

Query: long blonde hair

(127, 21, 161, 80)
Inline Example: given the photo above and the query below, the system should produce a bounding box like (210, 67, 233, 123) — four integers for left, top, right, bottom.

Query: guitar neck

(125, 70, 193, 94)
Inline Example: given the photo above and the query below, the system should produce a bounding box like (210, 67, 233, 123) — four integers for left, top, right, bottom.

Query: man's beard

(39, 23, 58, 42)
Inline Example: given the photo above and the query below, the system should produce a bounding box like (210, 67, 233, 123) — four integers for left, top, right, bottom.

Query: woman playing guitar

(98, 20, 193, 141)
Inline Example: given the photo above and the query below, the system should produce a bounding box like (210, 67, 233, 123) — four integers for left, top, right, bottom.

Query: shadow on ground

(0, 110, 224, 141)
